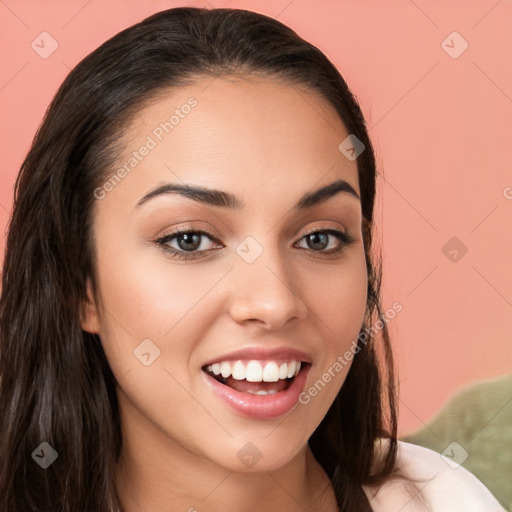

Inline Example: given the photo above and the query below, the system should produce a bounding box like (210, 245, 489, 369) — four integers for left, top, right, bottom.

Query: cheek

(305, 249, 368, 349)
(92, 240, 235, 403)
(95, 235, 367, 378)
(91, 247, 226, 451)
(89, 232, 369, 469)
(94, 242, 227, 340)
(299, 247, 367, 400)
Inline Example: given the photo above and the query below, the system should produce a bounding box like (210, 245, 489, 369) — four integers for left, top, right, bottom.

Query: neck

(114, 398, 338, 512)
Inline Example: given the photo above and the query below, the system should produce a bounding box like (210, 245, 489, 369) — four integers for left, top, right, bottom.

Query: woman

(0, 7, 504, 512)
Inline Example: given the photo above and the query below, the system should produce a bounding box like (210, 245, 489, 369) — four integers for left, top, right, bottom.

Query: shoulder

(362, 440, 505, 512)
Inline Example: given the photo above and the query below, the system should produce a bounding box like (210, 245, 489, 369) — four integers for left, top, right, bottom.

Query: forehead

(104, 75, 360, 210)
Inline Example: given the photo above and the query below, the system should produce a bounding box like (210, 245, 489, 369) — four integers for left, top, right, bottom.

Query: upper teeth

(206, 360, 302, 382)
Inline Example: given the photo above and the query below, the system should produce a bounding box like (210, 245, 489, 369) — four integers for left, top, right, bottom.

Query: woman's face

(82, 75, 367, 473)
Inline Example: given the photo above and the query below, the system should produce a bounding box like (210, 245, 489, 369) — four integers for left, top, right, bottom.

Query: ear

(80, 278, 101, 334)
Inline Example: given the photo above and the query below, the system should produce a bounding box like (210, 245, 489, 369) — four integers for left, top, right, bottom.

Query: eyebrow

(134, 179, 360, 211)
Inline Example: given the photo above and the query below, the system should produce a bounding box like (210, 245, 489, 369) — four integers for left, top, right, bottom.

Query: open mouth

(202, 359, 309, 396)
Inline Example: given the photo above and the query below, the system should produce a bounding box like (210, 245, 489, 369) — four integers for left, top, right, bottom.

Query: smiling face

(81, 75, 368, 476)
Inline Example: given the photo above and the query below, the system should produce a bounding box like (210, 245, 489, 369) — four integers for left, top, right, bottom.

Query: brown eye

(296, 229, 354, 254)
(155, 228, 222, 260)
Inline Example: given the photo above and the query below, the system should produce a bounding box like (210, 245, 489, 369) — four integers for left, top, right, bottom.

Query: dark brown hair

(0, 7, 397, 511)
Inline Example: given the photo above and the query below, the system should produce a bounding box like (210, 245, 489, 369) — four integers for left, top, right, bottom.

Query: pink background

(1, 0, 511, 436)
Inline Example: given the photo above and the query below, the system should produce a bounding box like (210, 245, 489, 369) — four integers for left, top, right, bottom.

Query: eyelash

(154, 227, 355, 261)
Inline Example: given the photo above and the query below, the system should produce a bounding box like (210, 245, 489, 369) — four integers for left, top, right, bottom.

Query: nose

(228, 243, 308, 331)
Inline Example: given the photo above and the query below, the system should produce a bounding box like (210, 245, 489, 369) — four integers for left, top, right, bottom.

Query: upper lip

(202, 346, 313, 367)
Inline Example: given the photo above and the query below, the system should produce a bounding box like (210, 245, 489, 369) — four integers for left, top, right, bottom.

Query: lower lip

(202, 365, 311, 420)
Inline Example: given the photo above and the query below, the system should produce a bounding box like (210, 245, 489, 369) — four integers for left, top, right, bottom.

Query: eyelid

(156, 222, 349, 244)
(299, 224, 348, 238)
(155, 226, 222, 247)
(154, 223, 354, 261)
(154, 227, 223, 261)
(295, 227, 354, 250)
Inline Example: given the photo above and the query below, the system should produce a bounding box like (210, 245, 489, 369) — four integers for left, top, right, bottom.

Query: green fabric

(401, 373, 512, 511)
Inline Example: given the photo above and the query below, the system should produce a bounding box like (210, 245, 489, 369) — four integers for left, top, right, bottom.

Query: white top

(109, 440, 505, 511)
(363, 440, 506, 511)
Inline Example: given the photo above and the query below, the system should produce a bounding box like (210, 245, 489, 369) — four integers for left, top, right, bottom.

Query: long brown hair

(0, 7, 397, 511)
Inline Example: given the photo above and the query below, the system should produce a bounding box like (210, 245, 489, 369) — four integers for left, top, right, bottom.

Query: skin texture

(81, 75, 367, 512)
